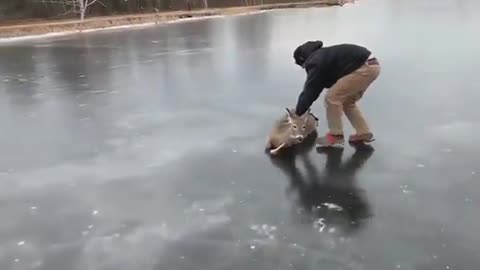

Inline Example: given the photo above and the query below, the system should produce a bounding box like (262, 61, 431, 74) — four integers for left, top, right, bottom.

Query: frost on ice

(313, 218, 326, 232)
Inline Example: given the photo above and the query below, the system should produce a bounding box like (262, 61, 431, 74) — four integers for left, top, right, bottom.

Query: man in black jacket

(293, 40, 381, 147)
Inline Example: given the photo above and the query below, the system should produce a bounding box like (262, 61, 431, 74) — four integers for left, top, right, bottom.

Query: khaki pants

(324, 61, 381, 135)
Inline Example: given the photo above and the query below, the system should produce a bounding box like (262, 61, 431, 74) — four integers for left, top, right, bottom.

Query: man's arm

(294, 66, 326, 116)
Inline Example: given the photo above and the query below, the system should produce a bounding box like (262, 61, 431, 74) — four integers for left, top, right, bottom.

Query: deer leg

(270, 143, 286, 155)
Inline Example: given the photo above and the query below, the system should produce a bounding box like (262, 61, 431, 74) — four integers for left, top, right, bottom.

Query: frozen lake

(1, 0, 480, 269)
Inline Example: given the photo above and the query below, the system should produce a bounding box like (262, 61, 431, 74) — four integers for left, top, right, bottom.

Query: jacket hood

(293, 40, 324, 67)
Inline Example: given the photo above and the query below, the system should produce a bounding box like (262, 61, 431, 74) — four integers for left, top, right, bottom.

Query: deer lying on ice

(265, 108, 318, 155)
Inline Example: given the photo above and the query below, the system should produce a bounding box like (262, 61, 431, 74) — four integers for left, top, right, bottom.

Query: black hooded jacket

(293, 42, 372, 116)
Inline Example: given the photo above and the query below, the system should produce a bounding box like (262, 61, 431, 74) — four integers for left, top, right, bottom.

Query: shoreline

(0, 0, 340, 41)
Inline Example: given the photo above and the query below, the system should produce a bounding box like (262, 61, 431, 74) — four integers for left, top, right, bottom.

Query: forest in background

(0, 0, 321, 22)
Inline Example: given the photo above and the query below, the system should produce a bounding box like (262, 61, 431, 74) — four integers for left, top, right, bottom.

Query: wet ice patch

(174, 48, 213, 56)
(87, 89, 108, 94)
(400, 184, 413, 194)
(4, 113, 232, 190)
(109, 64, 130, 69)
(92, 210, 99, 216)
(88, 214, 262, 269)
(289, 242, 306, 251)
(250, 224, 277, 240)
(105, 138, 126, 147)
(17, 241, 26, 246)
(431, 121, 475, 143)
(31, 260, 43, 268)
(32, 93, 45, 99)
(186, 196, 234, 215)
(183, 197, 233, 234)
(416, 163, 425, 168)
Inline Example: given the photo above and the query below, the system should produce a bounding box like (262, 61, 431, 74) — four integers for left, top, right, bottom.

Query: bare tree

(202, 0, 208, 9)
(77, 0, 98, 20)
(38, 0, 99, 20)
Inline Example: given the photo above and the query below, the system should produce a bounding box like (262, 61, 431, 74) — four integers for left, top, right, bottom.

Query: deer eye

(292, 125, 297, 129)
(302, 126, 306, 130)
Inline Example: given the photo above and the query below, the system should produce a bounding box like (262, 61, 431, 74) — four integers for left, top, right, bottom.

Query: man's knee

(324, 92, 343, 108)
(342, 101, 356, 111)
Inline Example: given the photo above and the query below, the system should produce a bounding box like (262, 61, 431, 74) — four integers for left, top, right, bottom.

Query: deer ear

(285, 108, 294, 118)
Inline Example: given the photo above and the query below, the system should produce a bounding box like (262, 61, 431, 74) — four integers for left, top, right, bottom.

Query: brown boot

(348, 132, 375, 144)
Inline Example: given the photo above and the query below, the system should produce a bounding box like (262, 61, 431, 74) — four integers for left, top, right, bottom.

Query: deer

(265, 108, 319, 155)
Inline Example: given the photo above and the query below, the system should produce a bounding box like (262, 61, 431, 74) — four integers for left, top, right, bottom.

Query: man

(293, 40, 381, 147)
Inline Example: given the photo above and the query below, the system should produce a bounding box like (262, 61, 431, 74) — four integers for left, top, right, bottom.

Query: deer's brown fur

(265, 108, 318, 155)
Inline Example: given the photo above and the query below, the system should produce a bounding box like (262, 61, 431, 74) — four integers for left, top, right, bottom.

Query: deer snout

(296, 135, 304, 142)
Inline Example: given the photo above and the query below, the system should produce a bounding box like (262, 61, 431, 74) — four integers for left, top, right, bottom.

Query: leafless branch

(86, 0, 99, 8)
(96, 0, 107, 8)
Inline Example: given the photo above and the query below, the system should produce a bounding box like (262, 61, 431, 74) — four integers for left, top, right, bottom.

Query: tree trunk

(78, 0, 86, 20)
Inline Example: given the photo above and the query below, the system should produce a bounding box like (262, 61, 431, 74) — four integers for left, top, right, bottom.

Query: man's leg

(343, 96, 372, 141)
(343, 63, 381, 143)
(316, 77, 353, 147)
(317, 61, 380, 147)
